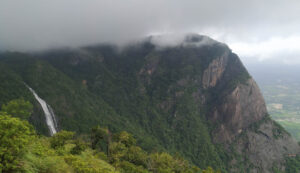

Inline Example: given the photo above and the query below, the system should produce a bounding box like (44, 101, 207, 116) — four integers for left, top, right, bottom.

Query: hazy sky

(1, 0, 300, 64)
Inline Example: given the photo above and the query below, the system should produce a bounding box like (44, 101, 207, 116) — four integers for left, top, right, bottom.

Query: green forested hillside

(0, 37, 295, 172)
(0, 99, 220, 173)
(0, 100, 221, 173)
(0, 42, 230, 171)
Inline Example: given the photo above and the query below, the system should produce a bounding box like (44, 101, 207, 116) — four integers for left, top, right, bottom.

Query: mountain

(0, 34, 299, 172)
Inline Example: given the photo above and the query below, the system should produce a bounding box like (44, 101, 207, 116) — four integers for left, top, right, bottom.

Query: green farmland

(248, 64, 300, 141)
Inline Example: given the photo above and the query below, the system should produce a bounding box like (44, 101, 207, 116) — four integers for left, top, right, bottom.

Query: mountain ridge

(0, 34, 299, 172)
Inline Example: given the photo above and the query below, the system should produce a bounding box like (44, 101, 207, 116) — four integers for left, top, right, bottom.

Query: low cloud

(1, 0, 300, 64)
(227, 36, 300, 64)
(148, 33, 217, 49)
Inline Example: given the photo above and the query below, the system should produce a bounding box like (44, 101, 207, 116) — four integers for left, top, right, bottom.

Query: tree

(50, 130, 74, 149)
(119, 161, 149, 173)
(202, 167, 220, 173)
(70, 139, 87, 155)
(109, 142, 128, 163)
(0, 113, 35, 172)
(148, 152, 174, 173)
(147, 152, 201, 173)
(125, 146, 147, 167)
(114, 131, 136, 147)
(1, 98, 33, 120)
(91, 126, 110, 154)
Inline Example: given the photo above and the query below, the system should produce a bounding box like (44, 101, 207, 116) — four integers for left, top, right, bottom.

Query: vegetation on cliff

(0, 99, 219, 173)
(0, 42, 232, 171)
(0, 36, 296, 172)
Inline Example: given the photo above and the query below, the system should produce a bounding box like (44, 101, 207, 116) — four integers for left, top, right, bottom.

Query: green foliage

(248, 114, 271, 133)
(0, 53, 123, 135)
(109, 142, 128, 163)
(0, 43, 252, 172)
(0, 113, 35, 172)
(272, 166, 284, 173)
(228, 70, 250, 88)
(71, 139, 87, 155)
(280, 121, 300, 141)
(24, 153, 72, 173)
(285, 155, 300, 173)
(148, 152, 187, 173)
(202, 167, 220, 173)
(118, 161, 149, 173)
(125, 146, 148, 167)
(0, 100, 217, 173)
(114, 131, 137, 147)
(105, 128, 203, 173)
(50, 130, 75, 149)
(1, 98, 33, 120)
(0, 62, 34, 108)
(64, 154, 118, 173)
(272, 120, 290, 139)
(91, 126, 110, 153)
(22, 133, 118, 173)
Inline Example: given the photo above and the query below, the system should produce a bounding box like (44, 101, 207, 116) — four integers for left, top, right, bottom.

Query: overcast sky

(1, 0, 300, 64)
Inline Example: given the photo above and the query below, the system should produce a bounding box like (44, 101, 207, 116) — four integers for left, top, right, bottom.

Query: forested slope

(0, 34, 299, 172)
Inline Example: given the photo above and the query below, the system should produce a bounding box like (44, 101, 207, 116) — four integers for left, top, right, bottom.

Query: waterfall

(26, 85, 58, 136)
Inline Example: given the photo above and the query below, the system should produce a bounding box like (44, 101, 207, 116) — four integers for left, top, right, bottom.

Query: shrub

(0, 113, 35, 172)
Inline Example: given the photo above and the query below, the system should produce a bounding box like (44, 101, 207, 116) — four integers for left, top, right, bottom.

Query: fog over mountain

(2, 1, 300, 171)
(1, 0, 300, 64)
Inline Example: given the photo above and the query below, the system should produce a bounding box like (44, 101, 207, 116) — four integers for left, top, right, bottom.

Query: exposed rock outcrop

(212, 78, 267, 143)
(202, 51, 229, 89)
(198, 39, 300, 172)
(234, 119, 300, 173)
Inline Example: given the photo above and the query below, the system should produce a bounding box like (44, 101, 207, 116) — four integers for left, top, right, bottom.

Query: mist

(1, 0, 300, 64)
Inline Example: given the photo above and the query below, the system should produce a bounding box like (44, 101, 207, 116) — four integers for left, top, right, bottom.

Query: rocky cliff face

(200, 46, 300, 172)
(235, 120, 300, 173)
(211, 78, 267, 143)
(202, 50, 229, 89)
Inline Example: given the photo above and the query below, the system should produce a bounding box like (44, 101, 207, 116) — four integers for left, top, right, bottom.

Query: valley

(248, 63, 300, 141)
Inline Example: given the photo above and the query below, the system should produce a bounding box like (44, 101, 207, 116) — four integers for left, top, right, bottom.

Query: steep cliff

(195, 40, 300, 172)
(0, 34, 299, 172)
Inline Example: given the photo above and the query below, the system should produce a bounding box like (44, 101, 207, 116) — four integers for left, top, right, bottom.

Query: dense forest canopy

(0, 99, 219, 173)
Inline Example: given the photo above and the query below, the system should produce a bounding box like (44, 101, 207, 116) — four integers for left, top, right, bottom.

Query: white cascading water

(26, 85, 58, 136)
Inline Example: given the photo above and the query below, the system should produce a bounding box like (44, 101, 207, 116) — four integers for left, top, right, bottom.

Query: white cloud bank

(1, 0, 300, 64)
(226, 36, 300, 64)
